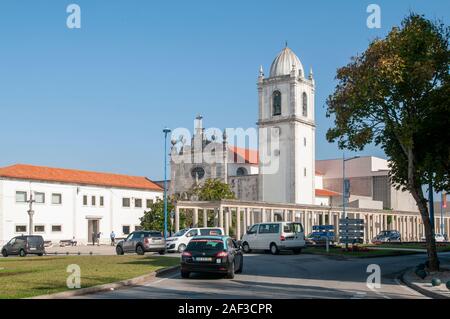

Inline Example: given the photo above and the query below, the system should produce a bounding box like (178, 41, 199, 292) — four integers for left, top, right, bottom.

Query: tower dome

(269, 46, 304, 77)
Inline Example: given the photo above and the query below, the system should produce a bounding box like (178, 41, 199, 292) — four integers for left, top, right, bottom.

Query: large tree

(140, 197, 186, 233)
(326, 13, 449, 271)
(192, 178, 236, 201)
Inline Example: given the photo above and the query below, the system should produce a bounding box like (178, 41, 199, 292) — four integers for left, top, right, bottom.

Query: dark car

(180, 235, 243, 279)
(116, 230, 166, 255)
(372, 230, 401, 243)
(1, 235, 45, 257)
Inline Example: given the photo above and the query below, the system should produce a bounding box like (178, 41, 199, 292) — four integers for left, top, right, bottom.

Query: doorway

(88, 219, 100, 244)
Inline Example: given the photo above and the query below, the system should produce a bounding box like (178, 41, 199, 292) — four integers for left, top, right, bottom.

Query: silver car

(116, 231, 166, 255)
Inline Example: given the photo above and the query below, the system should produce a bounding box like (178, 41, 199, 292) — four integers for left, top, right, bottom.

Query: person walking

(91, 231, 96, 246)
(96, 231, 101, 246)
(110, 231, 116, 246)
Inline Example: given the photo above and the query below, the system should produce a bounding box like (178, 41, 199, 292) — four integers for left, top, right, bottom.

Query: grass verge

(0, 255, 179, 299)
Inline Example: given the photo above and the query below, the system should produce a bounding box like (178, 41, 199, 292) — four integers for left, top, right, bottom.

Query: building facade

(0, 164, 163, 245)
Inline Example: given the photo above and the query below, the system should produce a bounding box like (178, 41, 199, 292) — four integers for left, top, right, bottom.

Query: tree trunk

(407, 147, 439, 271)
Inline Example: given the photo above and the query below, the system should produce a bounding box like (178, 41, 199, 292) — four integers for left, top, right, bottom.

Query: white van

(166, 227, 225, 252)
(241, 222, 305, 255)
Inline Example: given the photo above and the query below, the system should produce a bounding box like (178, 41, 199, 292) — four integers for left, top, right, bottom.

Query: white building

(0, 164, 163, 245)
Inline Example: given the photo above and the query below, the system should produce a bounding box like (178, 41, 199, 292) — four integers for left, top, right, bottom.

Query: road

(76, 251, 450, 299)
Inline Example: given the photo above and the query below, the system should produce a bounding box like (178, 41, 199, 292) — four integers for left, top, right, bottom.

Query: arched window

(302, 92, 308, 117)
(191, 167, 205, 180)
(273, 91, 281, 116)
(236, 167, 248, 176)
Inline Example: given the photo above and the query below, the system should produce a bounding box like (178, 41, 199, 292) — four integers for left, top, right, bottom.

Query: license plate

(195, 257, 212, 262)
(30, 248, 36, 251)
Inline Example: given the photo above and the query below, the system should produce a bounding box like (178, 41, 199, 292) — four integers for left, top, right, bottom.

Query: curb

(400, 268, 450, 300)
(30, 265, 180, 299)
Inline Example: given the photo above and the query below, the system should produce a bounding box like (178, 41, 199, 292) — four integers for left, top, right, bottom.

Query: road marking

(350, 292, 366, 299)
(394, 278, 425, 297)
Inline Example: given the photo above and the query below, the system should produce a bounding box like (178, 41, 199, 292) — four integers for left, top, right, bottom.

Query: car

(421, 233, 446, 243)
(116, 230, 166, 255)
(180, 235, 243, 279)
(241, 222, 306, 255)
(166, 227, 225, 253)
(1, 235, 45, 257)
(372, 230, 401, 243)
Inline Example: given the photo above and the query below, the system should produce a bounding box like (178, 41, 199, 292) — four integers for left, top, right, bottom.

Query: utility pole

(163, 127, 171, 239)
(27, 192, 35, 235)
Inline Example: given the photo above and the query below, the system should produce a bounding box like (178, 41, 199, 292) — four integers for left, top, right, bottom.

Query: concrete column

(236, 207, 241, 240)
(250, 208, 254, 226)
(175, 206, 180, 232)
(203, 209, 208, 227)
(363, 214, 368, 244)
(261, 208, 266, 223)
(229, 208, 233, 229)
(224, 207, 229, 235)
(193, 208, 199, 228)
(219, 206, 224, 228)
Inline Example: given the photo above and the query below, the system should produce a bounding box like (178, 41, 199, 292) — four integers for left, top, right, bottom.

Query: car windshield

(173, 229, 188, 237)
(186, 239, 224, 252)
(199, 228, 222, 236)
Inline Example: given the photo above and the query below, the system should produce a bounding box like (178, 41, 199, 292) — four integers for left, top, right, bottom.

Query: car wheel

(136, 245, 145, 255)
(293, 248, 302, 254)
(19, 249, 26, 257)
(226, 261, 235, 279)
(270, 243, 279, 255)
(235, 258, 243, 274)
(178, 244, 186, 253)
(1, 249, 7, 257)
(158, 250, 166, 255)
(242, 242, 251, 253)
(181, 271, 190, 279)
(116, 245, 124, 255)
(37, 253, 43, 257)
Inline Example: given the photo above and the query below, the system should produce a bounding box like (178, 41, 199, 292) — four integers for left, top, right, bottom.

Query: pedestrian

(96, 231, 101, 246)
(110, 231, 116, 246)
(71, 236, 77, 246)
(91, 232, 96, 246)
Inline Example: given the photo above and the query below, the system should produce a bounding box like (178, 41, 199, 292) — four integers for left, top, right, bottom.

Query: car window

(8, 238, 16, 245)
(247, 225, 258, 234)
(258, 223, 280, 234)
(174, 229, 188, 237)
(200, 228, 222, 236)
(27, 236, 43, 244)
(125, 233, 134, 241)
(186, 229, 198, 237)
(187, 239, 224, 252)
(284, 223, 304, 233)
(132, 232, 145, 240)
(144, 231, 163, 237)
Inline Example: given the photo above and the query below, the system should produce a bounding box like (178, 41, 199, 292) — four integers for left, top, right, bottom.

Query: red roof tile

(0, 164, 163, 191)
(315, 189, 340, 197)
(228, 146, 259, 164)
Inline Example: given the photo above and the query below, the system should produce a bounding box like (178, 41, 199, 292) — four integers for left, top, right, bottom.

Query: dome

(269, 47, 304, 77)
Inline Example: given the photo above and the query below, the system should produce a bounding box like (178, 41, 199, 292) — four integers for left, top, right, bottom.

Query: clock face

(191, 166, 205, 179)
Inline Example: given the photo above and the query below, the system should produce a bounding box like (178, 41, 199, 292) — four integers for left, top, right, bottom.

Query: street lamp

(163, 127, 171, 239)
(342, 154, 360, 219)
(27, 192, 35, 235)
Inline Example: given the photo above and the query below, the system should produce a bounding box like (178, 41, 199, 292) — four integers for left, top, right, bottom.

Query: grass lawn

(302, 246, 420, 258)
(0, 255, 179, 299)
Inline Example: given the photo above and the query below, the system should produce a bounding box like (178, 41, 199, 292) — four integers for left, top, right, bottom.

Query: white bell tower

(257, 46, 316, 204)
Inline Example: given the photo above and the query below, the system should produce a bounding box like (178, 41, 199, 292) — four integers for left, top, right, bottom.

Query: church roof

(269, 46, 304, 77)
(0, 164, 163, 191)
(315, 189, 340, 197)
(228, 146, 259, 164)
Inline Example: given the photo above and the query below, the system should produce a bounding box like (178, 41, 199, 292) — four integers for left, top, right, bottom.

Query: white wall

(0, 179, 162, 245)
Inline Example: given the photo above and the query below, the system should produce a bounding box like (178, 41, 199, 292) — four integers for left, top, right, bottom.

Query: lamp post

(163, 127, 171, 239)
(27, 193, 35, 235)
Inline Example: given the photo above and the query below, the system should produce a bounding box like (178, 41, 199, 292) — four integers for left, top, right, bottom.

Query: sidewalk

(45, 244, 117, 256)
(403, 266, 450, 299)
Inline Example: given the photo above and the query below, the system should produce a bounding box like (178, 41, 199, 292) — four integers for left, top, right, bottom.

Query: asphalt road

(77, 252, 450, 299)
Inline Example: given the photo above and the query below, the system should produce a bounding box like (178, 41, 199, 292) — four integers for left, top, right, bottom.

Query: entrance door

(88, 219, 100, 244)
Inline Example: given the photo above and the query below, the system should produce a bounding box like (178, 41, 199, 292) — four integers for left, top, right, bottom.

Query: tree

(326, 13, 449, 271)
(192, 178, 236, 201)
(140, 197, 186, 233)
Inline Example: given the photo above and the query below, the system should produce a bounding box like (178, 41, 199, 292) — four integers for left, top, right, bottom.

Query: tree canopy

(192, 178, 236, 201)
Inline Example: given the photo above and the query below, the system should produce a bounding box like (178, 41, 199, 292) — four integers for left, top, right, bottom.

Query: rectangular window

(15, 225, 27, 233)
(91, 196, 96, 206)
(52, 193, 62, 204)
(135, 198, 142, 208)
(100, 196, 104, 206)
(146, 199, 153, 209)
(34, 225, 45, 233)
(83, 195, 88, 206)
(35, 192, 45, 204)
(122, 198, 130, 207)
(15, 191, 27, 203)
(122, 225, 130, 235)
(52, 225, 62, 232)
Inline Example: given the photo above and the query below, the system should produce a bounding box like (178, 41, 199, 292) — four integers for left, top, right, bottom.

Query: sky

(0, 0, 448, 180)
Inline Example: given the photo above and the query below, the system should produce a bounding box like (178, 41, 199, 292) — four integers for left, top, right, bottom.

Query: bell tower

(257, 46, 316, 204)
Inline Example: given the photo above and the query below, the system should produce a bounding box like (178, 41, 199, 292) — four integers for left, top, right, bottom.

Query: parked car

(116, 230, 166, 255)
(241, 222, 306, 255)
(372, 230, 401, 243)
(421, 233, 446, 243)
(180, 235, 243, 279)
(1, 235, 45, 257)
(166, 227, 224, 253)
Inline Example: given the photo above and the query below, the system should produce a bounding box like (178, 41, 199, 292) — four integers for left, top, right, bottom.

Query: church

(168, 46, 418, 213)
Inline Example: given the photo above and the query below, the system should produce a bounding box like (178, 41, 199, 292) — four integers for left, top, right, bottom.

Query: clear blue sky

(0, 0, 448, 180)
